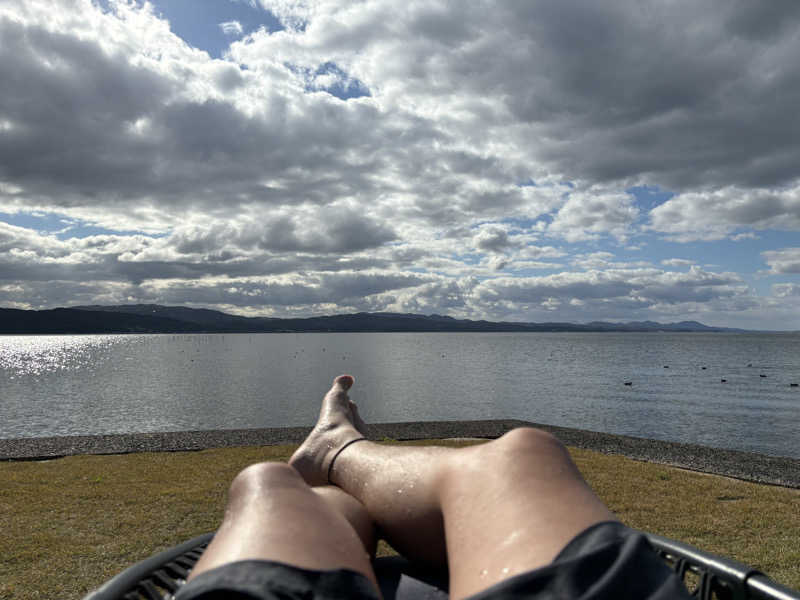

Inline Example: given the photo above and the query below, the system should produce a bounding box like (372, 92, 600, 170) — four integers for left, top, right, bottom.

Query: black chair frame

(84, 531, 799, 600)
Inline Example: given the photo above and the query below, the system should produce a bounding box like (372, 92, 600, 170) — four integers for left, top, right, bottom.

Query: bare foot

(289, 375, 368, 486)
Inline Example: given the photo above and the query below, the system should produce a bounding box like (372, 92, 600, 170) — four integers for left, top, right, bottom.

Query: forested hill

(0, 305, 751, 334)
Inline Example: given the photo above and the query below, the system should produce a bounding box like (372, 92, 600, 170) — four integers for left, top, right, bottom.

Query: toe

(350, 401, 367, 432)
(334, 374, 354, 389)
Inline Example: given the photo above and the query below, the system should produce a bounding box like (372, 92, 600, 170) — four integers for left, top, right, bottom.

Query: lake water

(1, 332, 798, 458)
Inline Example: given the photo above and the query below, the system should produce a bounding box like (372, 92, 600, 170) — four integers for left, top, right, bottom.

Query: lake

(1, 332, 798, 458)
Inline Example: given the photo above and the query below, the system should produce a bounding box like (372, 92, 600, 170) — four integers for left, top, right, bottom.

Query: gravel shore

(2, 420, 798, 489)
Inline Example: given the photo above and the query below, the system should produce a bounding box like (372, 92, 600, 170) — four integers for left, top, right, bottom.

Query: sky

(0, 1, 799, 330)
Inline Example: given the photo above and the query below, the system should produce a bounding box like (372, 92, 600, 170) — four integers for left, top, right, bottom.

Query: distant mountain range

(0, 304, 753, 334)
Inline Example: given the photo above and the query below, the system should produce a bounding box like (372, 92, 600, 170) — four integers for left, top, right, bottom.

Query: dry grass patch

(1, 440, 797, 600)
(0, 445, 292, 600)
(571, 448, 800, 589)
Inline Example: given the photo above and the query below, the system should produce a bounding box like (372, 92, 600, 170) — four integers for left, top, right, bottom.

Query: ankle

(327, 437, 368, 483)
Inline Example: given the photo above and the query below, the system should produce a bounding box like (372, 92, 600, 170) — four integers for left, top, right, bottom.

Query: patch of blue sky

(453, 253, 483, 266)
(124, 0, 284, 59)
(624, 234, 771, 279)
(755, 229, 800, 251)
(627, 185, 675, 210)
(503, 264, 564, 278)
(1, 211, 70, 233)
(57, 223, 99, 240)
(56, 224, 169, 240)
(512, 215, 552, 230)
(294, 62, 371, 100)
(317, 62, 371, 99)
(0, 212, 166, 240)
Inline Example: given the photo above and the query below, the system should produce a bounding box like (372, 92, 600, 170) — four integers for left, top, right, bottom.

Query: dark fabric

(173, 522, 691, 600)
(173, 560, 381, 600)
(466, 521, 692, 600)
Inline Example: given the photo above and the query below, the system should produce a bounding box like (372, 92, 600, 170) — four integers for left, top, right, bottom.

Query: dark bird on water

(624, 382, 633, 386)
(721, 379, 727, 383)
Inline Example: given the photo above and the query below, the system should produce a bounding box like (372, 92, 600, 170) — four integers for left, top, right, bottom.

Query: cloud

(1, 211, 793, 328)
(547, 191, 639, 242)
(5, 0, 800, 236)
(473, 225, 514, 254)
(1, 0, 800, 328)
(762, 248, 800, 274)
(236, 0, 800, 189)
(258, 0, 313, 32)
(649, 187, 800, 241)
(219, 20, 244, 36)
(772, 283, 800, 298)
(661, 259, 694, 268)
(470, 266, 750, 321)
(231, 0, 259, 8)
(138, 270, 431, 311)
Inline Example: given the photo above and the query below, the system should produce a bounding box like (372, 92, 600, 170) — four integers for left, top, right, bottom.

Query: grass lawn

(1, 441, 798, 599)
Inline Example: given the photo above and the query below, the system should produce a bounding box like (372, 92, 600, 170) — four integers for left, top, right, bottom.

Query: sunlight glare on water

(0, 335, 133, 377)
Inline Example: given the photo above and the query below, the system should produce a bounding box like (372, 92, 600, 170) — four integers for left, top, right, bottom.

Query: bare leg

(188, 462, 379, 589)
(313, 484, 377, 557)
(290, 375, 616, 599)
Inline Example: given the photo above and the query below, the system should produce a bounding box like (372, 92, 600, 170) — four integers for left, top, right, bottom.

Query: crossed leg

(188, 464, 379, 588)
(289, 375, 616, 598)
(188, 375, 616, 600)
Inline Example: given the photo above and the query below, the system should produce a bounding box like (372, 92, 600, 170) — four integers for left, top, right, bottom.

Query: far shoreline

(1, 419, 798, 489)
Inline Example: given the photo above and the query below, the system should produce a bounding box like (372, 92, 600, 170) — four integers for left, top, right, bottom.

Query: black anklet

(327, 437, 367, 484)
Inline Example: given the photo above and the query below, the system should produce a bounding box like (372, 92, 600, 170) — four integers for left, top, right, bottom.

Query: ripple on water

(0, 335, 133, 377)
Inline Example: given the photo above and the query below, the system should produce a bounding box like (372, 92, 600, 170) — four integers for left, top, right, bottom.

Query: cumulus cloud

(219, 20, 244, 36)
(470, 266, 749, 321)
(232, 0, 259, 8)
(1, 0, 800, 328)
(4, 2, 800, 215)
(240, 1, 800, 187)
(661, 259, 694, 268)
(762, 248, 800, 274)
(5, 0, 800, 236)
(473, 226, 514, 254)
(649, 187, 800, 241)
(548, 191, 639, 242)
(772, 283, 800, 298)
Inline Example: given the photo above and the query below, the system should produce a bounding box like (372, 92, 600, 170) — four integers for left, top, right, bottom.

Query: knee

(456, 427, 576, 480)
(464, 428, 570, 475)
(438, 428, 573, 491)
(229, 462, 305, 499)
(495, 427, 567, 457)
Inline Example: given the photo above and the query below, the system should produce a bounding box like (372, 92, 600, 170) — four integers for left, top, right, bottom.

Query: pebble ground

(1, 420, 797, 488)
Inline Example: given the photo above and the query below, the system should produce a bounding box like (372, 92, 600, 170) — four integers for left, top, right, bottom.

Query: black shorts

(174, 521, 691, 600)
